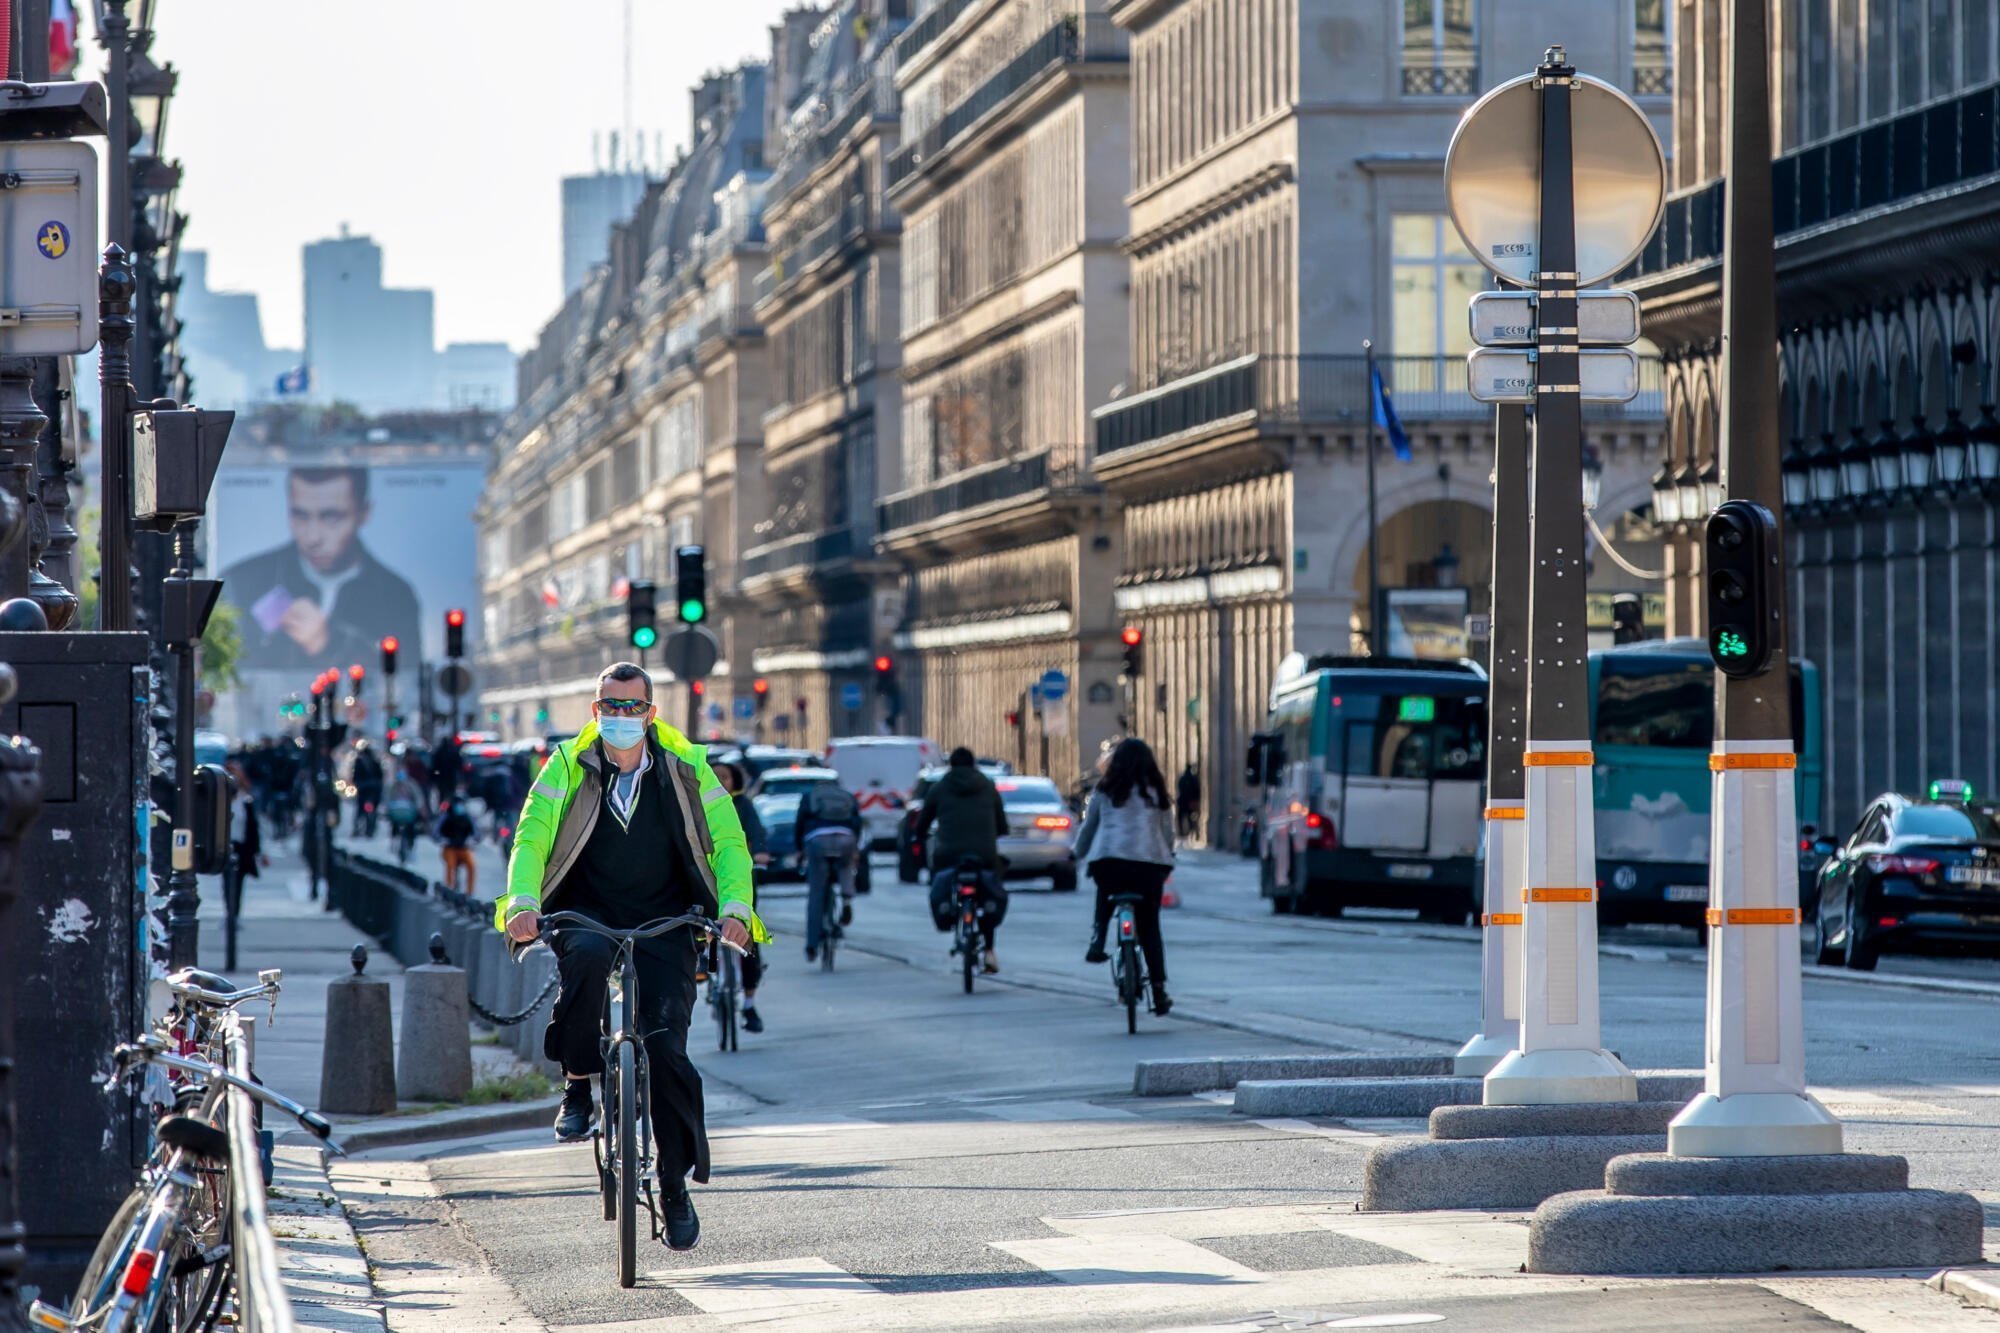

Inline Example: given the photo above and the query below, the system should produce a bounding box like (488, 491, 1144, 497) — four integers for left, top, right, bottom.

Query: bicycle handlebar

(115, 1036, 346, 1155)
(540, 909, 748, 955)
(164, 968, 284, 1011)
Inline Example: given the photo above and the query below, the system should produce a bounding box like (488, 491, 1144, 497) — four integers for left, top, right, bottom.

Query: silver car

(994, 776, 1079, 891)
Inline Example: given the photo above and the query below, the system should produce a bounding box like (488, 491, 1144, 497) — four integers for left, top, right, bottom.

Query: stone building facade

(1088, 0, 1670, 835)
(1627, 0, 2000, 827)
(748, 2, 910, 751)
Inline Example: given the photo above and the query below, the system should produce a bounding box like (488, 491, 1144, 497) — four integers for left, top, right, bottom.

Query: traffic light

(1705, 499, 1781, 679)
(1120, 625, 1145, 679)
(873, 654, 895, 695)
(379, 635, 399, 676)
(627, 579, 659, 650)
(690, 679, 705, 697)
(675, 545, 707, 624)
(753, 677, 770, 712)
(445, 607, 466, 659)
(348, 663, 365, 690)
(1610, 594, 1645, 645)
(535, 706, 550, 726)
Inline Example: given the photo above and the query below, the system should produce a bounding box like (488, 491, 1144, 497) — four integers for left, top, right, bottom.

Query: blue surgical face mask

(597, 716, 648, 750)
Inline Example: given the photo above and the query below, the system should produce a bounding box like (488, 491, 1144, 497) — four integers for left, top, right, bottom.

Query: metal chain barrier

(468, 970, 560, 1027)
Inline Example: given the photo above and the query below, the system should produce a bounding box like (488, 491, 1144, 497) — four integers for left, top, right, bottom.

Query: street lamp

(1432, 542, 1460, 588)
(1933, 411, 1969, 492)
(1699, 459, 1726, 514)
(1807, 433, 1842, 508)
(1838, 427, 1875, 501)
(1970, 406, 2000, 491)
(1675, 459, 1706, 525)
(1868, 419, 1902, 496)
(128, 50, 175, 158)
(1780, 438, 1811, 512)
(1650, 460, 1683, 525)
(1580, 443, 1604, 511)
(1898, 417, 1935, 495)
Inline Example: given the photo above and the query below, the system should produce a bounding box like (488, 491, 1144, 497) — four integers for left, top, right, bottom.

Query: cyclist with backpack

(794, 778, 863, 962)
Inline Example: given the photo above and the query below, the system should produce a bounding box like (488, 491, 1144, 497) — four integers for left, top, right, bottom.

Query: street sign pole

(1481, 46, 1635, 1105)
(1668, 0, 1839, 1158)
(1456, 400, 1529, 1075)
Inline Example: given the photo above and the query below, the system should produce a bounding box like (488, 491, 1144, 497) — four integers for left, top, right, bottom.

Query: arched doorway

(1351, 498, 1494, 655)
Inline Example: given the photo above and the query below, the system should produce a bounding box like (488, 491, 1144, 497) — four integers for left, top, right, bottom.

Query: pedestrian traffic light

(445, 608, 466, 659)
(379, 635, 399, 676)
(753, 677, 769, 711)
(675, 545, 707, 624)
(627, 578, 658, 650)
(1705, 499, 1781, 679)
(1120, 626, 1145, 679)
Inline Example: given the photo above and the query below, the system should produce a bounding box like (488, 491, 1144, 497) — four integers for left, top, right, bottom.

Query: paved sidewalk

(192, 850, 550, 1331)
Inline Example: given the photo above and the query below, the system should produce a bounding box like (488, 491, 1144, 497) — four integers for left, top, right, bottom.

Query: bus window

(1341, 694, 1485, 779)
(1594, 657, 1808, 753)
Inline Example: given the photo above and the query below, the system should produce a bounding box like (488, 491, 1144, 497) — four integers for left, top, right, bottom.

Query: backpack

(806, 782, 859, 823)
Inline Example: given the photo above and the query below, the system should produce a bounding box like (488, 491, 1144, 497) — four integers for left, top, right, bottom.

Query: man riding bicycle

(494, 662, 767, 1252)
(915, 747, 1009, 973)
(794, 777, 863, 962)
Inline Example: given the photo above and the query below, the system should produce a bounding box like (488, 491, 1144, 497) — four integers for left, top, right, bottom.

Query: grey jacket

(1071, 789, 1176, 868)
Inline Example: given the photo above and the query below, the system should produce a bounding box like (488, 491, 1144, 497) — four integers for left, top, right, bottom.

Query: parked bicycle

(538, 908, 742, 1288)
(1108, 892, 1149, 1034)
(36, 1033, 340, 1333)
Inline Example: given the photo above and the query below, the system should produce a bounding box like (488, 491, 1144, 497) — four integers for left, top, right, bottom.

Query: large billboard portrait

(206, 458, 483, 736)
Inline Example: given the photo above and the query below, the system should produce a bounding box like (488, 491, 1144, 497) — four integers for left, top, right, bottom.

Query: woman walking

(1072, 737, 1176, 1016)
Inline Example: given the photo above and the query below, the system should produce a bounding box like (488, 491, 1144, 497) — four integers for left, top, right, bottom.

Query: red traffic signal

(691, 680, 705, 696)
(348, 663, 365, 682)
(445, 608, 465, 627)
(1120, 625, 1145, 678)
(874, 655, 893, 673)
(310, 678, 326, 697)
(445, 608, 466, 658)
(380, 635, 399, 653)
(1120, 626, 1143, 647)
(752, 677, 769, 695)
(379, 635, 399, 676)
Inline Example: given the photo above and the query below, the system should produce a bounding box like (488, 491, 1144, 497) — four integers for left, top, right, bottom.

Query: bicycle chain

(468, 971, 561, 1026)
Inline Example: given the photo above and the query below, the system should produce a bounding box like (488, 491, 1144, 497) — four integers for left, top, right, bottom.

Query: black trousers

(546, 930, 710, 1186)
(1089, 858, 1170, 985)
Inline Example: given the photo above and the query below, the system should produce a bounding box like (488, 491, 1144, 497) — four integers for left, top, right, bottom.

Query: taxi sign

(1928, 778, 1975, 803)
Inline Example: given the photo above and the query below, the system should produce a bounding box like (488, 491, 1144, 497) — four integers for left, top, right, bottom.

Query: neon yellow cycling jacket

(492, 717, 770, 943)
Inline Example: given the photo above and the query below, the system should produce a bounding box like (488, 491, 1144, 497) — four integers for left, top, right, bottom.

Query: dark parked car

(1812, 781, 2000, 970)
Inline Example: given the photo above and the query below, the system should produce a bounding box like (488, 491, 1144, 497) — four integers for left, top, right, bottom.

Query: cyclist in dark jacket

(715, 761, 769, 1033)
(914, 748, 1009, 972)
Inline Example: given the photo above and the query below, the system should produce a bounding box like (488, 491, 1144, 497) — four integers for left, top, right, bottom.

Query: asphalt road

(322, 823, 2000, 1330)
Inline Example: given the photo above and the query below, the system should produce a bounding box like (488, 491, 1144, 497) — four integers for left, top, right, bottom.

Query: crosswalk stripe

(658, 1256, 886, 1321)
(992, 1233, 1262, 1286)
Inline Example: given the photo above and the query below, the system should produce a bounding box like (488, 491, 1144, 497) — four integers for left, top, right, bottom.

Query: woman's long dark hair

(1099, 737, 1170, 810)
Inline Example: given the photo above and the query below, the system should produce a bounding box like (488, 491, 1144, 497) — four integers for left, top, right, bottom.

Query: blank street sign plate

(1469, 290, 1641, 346)
(1467, 348, 1641, 403)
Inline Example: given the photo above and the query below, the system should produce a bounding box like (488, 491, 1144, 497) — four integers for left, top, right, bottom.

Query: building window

(1390, 214, 1483, 364)
(1634, 0, 1671, 96)
(1401, 0, 1476, 96)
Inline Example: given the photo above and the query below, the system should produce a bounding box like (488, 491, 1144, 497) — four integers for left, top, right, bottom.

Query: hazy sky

(121, 0, 800, 353)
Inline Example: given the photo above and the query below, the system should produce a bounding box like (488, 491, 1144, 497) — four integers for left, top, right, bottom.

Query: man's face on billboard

(288, 474, 366, 573)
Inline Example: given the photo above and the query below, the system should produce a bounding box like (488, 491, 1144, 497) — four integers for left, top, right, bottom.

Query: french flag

(48, 0, 79, 75)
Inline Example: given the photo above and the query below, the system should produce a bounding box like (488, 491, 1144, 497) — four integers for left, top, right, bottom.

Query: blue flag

(274, 365, 312, 396)
(1370, 362, 1412, 462)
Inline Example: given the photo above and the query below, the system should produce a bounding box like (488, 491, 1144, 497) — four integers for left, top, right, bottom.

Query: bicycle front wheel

(68, 1185, 148, 1325)
(616, 1040, 639, 1288)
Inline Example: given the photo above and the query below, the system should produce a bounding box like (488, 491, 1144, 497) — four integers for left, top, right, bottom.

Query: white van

(824, 735, 941, 850)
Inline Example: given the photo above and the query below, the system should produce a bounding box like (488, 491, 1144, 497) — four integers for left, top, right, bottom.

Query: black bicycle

(705, 937, 740, 1053)
(1108, 892, 1148, 1034)
(539, 909, 741, 1288)
(949, 858, 985, 995)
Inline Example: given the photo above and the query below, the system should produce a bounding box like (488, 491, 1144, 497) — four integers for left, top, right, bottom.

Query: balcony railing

(893, 0, 979, 70)
(1627, 78, 2000, 281)
(886, 16, 1126, 193)
(697, 304, 759, 346)
(1093, 354, 1664, 458)
(768, 72, 894, 208)
(877, 442, 1087, 535)
(741, 526, 857, 582)
(1400, 59, 1478, 96)
(754, 196, 871, 306)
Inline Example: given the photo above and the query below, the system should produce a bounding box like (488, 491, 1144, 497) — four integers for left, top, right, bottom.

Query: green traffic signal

(1714, 629, 1748, 658)
(678, 599, 704, 624)
(632, 624, 659, 650)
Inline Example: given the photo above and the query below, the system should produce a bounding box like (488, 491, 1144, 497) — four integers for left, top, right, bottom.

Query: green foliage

(201, 597, 244, 693)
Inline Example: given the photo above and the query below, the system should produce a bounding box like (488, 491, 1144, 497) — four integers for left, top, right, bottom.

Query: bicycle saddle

(156, 1114, 231, 1163)
(168, 967, 238, 994)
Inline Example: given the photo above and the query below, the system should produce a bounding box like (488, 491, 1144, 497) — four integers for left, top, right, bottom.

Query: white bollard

(1484, 746, 1636, 1104)
(1455, 802, 1524, 1075)
(1668, 741, 1840, 1155)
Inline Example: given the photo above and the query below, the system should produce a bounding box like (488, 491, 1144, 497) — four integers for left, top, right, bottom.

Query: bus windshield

(1339, 691, 1485, 780)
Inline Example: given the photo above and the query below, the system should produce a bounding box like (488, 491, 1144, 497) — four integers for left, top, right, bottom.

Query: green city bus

(1589, 638, 1824, 929)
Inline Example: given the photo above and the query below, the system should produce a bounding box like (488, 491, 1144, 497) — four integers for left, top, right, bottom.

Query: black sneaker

(839, 900, 854, 927)
(741, 1006, 764, 1034)
(663, 1188, 700, 1251)
(554, 1079, 594, 1141)
(804, 945, 817, 962)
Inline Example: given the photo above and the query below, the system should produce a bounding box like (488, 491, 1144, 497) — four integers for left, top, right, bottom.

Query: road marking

(1317, 1212, 1529, 1270)
(977, 1099, 1138, 1122)
(993, 1234, 1262, 1287)
(1761, 1275, 2000, 1331)
(1044, 1203, 1349, 1239)
(656, 1256, 884, 1321)
(1810, 1089, 1964, 1120)
(710, 1116, 883, 1138)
